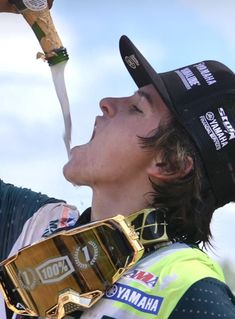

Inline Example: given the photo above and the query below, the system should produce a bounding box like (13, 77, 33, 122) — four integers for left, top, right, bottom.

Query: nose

(99, 97, 117, 118)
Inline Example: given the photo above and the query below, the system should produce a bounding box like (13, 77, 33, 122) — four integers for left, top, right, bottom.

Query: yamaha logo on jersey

(105, 283, 163, 315)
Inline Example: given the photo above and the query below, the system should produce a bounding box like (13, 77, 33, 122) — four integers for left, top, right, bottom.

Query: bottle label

(22, 0, 47, 11)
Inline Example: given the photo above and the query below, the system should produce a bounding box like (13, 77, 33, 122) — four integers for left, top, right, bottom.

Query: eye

(131, 105, 143, 113)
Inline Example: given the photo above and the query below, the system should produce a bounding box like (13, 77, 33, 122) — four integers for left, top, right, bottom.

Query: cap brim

(119, 35, 173, 113)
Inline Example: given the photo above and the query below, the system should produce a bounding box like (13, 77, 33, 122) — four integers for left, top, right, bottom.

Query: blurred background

(0, 0, 234, 291)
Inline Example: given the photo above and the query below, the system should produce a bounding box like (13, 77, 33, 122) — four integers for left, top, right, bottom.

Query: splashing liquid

(9, 0, 71, 157)
(50, 62, 72, 158)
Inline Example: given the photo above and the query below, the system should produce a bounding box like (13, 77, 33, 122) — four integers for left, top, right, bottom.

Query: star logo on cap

(125, 54, 140, 69)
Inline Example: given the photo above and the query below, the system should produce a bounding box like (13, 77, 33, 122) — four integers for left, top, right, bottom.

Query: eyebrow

(136, 89, 153, 106)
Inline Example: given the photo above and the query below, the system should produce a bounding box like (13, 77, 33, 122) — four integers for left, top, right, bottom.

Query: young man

(0, 3, 235, 319)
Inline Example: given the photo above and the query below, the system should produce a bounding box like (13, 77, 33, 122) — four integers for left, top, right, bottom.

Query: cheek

(101, 135, 149, 170)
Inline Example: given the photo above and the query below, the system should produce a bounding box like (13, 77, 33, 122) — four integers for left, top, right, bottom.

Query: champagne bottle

(9, 0, 69, 65)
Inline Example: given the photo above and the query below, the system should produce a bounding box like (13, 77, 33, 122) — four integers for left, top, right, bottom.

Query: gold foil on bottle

(21, 7, 63, 59)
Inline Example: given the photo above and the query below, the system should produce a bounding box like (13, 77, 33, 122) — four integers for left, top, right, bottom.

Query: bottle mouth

(47, 47, 69, 66)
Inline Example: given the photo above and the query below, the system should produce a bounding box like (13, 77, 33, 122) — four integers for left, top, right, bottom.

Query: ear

(147, 156, 194, 182)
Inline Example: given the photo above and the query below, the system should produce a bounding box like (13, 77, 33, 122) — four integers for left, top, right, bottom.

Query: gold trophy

(0, 207, 170, 318)
(0, 215, 144, 319)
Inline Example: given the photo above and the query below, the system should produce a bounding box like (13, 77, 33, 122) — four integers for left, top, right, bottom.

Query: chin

(63, 161, 73, 182)
(63, 161, 84, 186)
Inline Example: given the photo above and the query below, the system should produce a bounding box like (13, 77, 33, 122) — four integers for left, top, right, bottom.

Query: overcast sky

(0, 0, 235, 267)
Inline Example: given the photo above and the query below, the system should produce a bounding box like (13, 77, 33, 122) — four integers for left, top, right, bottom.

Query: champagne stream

(50, 61, 72, 158)
(9, 0, 71, 158)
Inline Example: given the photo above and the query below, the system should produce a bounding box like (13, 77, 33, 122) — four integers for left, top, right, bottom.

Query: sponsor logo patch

(74, 241, 99, 269)
(125, 55, 140, 69)
(36, 256, 74, 284)
(175, 68, 200, 90)
(195, 62, 216, 86)
(42, 208, 78, 238)
(17, 256, 74, 290)
(105, 283, 163, 315)
(123, 269, 158, 288)
(175, 62, 217, 90)
(200, 107, 235, 150)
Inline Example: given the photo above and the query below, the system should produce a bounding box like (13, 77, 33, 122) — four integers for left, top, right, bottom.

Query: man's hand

(0, 0, 54, 13)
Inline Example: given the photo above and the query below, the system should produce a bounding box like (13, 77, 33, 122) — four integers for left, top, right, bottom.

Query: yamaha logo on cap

(174, 62, 217, 91)
(200, 107, 235, 151)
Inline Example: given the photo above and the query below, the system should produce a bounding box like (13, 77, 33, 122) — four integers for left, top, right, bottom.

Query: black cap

(119, 35, 235, 208)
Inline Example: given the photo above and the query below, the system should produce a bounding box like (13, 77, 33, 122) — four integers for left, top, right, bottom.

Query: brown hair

(138, 119, 216, 247)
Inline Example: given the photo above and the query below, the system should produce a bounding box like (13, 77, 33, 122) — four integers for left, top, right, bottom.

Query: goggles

(0, 215, 144, 319)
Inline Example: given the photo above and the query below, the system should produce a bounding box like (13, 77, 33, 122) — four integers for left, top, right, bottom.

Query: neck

(90, 181, 153, 221)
